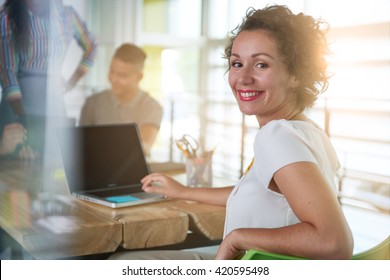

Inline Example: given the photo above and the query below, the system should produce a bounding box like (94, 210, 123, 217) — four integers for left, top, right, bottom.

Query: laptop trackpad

(105, 193, 161, 203)
(106, 195, 140, 203)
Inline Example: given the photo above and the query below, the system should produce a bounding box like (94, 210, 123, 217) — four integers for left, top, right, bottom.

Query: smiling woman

(109, 4, 354, 260)
(213, 6, 353, 260)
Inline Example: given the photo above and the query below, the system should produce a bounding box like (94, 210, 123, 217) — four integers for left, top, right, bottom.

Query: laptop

(55, 123, 164, 208)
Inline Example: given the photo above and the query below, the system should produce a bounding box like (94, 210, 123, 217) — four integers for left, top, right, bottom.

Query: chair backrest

(241, 250, 305, 260)
(242, 236, 390, 260)
(352, 236, 390, 260)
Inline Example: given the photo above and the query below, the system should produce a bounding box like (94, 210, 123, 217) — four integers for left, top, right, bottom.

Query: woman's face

(26, 0, 50, 16)
(228, 29, 299, 125)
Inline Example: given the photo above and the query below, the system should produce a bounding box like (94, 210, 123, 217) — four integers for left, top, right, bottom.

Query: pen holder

(186, 156, 212, 188)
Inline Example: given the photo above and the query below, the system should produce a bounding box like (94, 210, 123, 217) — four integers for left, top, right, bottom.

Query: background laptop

(55, 123, 164, 208)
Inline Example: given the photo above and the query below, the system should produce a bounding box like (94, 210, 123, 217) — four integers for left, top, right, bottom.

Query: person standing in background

(79, 43, 163, 157)
(0, 0, 97, 157)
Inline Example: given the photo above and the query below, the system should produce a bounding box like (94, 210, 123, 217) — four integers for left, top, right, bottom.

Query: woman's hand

(18, 145, 39, 160)
(215, 229, 246, 260)
(142, 173, 233, 206)
(141, 173, 187, 199)
(0, 123, 38, 159)
(62, 68, 86, 93)
(0, 123, 26, 155)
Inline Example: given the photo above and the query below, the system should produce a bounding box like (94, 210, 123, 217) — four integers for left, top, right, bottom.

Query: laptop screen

(56, 124, 150, 193)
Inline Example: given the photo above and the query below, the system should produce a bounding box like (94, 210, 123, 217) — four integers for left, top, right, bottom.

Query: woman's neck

(256, 106, 306, 127)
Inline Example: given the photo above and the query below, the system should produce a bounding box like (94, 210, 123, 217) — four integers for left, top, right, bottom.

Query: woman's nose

(237, 68, 255, 85)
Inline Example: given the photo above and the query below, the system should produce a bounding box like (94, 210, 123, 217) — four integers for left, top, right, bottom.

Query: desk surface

(0, 159, 233, 259)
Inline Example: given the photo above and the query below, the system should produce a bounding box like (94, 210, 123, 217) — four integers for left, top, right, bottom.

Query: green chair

(242, 235, 390, 260)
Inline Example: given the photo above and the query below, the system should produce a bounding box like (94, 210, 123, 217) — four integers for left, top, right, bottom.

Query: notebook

(55, 123, 164, 208)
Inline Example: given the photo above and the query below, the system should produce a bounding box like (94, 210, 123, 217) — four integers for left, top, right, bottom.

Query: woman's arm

(0, 11, 25, 115)
(64, 6, 97, 91)
(141, 173, 233, 206)
(216, 161, 354, 260)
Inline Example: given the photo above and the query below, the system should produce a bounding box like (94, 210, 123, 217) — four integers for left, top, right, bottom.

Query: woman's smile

(237, 90, 265, 101)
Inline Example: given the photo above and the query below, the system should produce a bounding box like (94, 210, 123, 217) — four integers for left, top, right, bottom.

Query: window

(306, 1, 390, 208)
(140, 0, 203, 162)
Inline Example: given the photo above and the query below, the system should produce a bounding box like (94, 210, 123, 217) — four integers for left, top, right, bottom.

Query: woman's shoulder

(56, 3, 78, 20)
(0, 6, 8, 21)
(62, 4, 76, 13)
(254, 119, 324, 169)
(0, 7, 11, 34)
(58, 4, 75, 18)
(256, 119, 321, 150)
(260, 119, 319, 135)
(258, 119, 296, 136)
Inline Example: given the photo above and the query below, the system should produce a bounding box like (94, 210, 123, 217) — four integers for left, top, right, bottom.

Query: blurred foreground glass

(186, 156, 212, 188)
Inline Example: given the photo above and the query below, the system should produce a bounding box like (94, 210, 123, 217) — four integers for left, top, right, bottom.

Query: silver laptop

(55, 123, 164, 208)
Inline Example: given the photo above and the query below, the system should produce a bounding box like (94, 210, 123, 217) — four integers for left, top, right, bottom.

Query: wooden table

(0, 160, 123, 259)
(0, 159, 232, 259)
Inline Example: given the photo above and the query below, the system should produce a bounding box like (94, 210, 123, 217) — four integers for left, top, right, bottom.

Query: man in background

(79, 44, 163, 156)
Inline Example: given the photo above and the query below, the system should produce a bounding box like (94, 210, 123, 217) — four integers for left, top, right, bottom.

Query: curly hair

(4, 0, 30, 50)
(224, 5, 330, 110)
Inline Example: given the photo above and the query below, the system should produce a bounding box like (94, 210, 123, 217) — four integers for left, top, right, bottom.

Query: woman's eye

(231, 61, 242, 68)
(256, 62, 268, 69)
